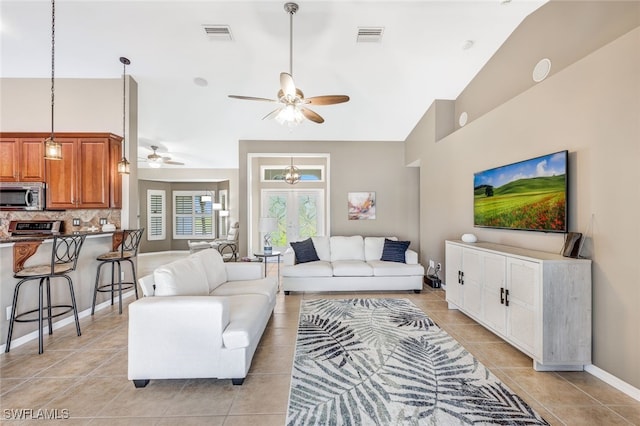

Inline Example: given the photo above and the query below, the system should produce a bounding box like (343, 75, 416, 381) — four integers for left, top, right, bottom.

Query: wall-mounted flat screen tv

(473, 150, 568, 233)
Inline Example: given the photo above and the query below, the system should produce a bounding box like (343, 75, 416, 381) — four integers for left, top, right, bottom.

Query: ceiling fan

(228, 2, 349, 125)
(143, 145, 184, 168)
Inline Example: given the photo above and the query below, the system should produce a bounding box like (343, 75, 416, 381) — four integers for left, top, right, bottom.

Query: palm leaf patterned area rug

(286, 298, 549, 426)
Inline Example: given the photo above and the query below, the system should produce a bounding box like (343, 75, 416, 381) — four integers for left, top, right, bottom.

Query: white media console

(445, 240, 592, 371)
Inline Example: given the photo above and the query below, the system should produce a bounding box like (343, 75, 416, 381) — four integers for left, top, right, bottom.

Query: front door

(261, 189, 325, 253)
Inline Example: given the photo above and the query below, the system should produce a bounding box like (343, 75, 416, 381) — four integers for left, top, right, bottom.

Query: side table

(253, 251, 281, 287)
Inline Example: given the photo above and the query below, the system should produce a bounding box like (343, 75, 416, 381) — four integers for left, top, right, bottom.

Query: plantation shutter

(173, 191, 215, 239)
(147, 190, 166, 241)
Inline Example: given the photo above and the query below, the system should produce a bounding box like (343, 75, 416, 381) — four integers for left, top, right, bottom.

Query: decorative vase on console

(259, 217, 277, 254)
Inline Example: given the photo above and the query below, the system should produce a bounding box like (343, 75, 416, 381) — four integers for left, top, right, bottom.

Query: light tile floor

(1, 254, 638, 425)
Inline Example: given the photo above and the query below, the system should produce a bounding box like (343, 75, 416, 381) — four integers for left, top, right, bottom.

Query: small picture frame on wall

(348, 192, 376, 220)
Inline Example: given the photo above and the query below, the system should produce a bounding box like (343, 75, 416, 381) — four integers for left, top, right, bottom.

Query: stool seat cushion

(97, 251, 135, 261)
(15, 262, 74, 277)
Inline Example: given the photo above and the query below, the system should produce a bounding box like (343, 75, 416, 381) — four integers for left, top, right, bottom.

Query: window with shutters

(173, 191, 215, 239)
(147, 190, 166, 241)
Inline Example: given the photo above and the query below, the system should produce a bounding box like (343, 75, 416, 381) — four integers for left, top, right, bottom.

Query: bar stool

(92, 229, 144, 315)
(5, 234, 86, 354)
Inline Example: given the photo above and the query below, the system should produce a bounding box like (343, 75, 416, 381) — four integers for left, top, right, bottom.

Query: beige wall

(406, 24, 640, 389)
(239, 140, 420, 258)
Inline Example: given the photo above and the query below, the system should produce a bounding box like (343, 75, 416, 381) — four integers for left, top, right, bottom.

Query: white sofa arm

(405, 249, 419, 265)
(283, 247, 295, 266)
(225, 262, 264, 281)
(128, 296, 229, 380)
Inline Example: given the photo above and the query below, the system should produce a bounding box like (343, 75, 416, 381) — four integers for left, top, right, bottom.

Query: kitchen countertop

(0, 229, 120, 244)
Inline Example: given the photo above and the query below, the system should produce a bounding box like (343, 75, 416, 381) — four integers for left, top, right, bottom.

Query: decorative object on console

(283, 157, 300, 185)
(259, 217, 278, 254)
(561, 232, 582, 258)
(348, 192, 376, 220)
(117, 57, 131, 175)
(43, 0, 62, 161)
(473, 150, 567, 233)
(228, 2, 349, 126)
(461, 233, 477, 243)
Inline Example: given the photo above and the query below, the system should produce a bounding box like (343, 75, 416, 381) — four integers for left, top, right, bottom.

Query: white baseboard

(0, 290, 136, 353)
(584, 364, 640, 402)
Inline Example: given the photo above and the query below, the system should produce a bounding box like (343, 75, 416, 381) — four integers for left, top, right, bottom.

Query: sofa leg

(232, 378, 245, 385)
(284, 291, 290, 295)
(413, 289, 421, 294)
(133, 379, 150, 388)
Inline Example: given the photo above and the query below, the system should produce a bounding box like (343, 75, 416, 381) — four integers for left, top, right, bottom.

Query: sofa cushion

(282, 261, 333, 278)
(369, 259, 425, 276)
(290, 238, 320, 264)
(330, 236, 364, 262)
(332, 260, 373, 277)
(191, 248, 228, 292)
(153, 257, 210, 296)
(381, 239, 410, 263)
(364, 236, 397, 261)
(211, 277, 278, 304)
(222, 294, 271, 350)
(312, 236, 331, 262)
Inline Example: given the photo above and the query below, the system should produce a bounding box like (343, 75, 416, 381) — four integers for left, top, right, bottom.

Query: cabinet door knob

(500, 287, 505, 304)
(505, 289, 510, 307)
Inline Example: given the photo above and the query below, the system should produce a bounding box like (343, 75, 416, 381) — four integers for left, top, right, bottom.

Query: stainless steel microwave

(0, 182, 46, 210)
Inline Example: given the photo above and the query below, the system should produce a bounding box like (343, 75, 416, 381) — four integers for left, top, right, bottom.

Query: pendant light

(44, 0, 62, 160)
(117, 56, 131, 174)
(283, 157, 300, 185)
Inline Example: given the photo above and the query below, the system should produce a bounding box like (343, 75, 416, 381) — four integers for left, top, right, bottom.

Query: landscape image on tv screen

(473, 150, 568, 232)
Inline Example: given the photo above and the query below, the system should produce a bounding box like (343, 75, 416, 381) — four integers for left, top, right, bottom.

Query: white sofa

(128, 248, 278, 388)
(282, 236, 424, 294)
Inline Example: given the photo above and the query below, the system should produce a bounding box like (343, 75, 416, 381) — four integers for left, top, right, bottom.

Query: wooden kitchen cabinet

(45, 134, 122, 209)
(0, 136, 46, 182)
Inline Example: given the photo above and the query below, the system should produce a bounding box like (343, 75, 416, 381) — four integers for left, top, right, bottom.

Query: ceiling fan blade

(301, 107, 324, 124)
(305, 95, 350, 105)
(228, 95, 277, 102)
(280, 72, 296, 98)
(164, 160, 184, 166)
(262, 107, 284, 121)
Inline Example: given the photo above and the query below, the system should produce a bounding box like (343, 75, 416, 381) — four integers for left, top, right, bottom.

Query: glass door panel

(262, 189, 324, 253)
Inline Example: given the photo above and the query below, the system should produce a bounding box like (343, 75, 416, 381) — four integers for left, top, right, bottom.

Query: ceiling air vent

(357, 27, 384, 43)
(202, 25, 233, 41)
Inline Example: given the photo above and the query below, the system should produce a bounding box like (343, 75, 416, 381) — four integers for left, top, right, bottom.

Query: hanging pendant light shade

(283, 157, 300, 185)
(44, 0, 62, 161)
(117, 56, 131, 175)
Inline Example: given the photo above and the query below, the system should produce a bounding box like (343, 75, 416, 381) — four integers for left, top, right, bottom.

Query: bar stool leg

(117, 261, 123, 314)
(126, 258, 139, 300)
(5, 279, 25, 353)
(38, 277, 44, 354)
(110, 262, 116, 306)
(45, 277, 54, 336)
(64, 275, 81, 337)
(92, 262, 105, 315)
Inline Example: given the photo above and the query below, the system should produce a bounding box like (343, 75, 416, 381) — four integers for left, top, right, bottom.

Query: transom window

(261, 165, 324, 182)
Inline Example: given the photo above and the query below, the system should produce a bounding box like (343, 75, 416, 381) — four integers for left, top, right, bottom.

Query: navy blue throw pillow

(380, 239, 410, 263)
(290, 238, 320, 264)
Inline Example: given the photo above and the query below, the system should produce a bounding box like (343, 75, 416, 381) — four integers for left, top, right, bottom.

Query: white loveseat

(282, 236, 424, 294)
(128, 248, 277, 388)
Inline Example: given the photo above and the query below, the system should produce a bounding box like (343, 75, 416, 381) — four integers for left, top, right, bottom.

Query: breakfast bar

(0, 229, 134, 351)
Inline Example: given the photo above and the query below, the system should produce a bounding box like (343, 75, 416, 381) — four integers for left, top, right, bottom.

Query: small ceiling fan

(228, 2, 349, 125)
(144, 145, 184, 168)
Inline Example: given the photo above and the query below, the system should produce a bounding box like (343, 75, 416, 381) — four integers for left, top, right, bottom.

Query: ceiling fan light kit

(145, 145, 184, 168)
(228, 2, 349, 126)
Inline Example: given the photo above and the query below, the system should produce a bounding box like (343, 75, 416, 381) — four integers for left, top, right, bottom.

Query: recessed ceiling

(0, 0, 546, 169)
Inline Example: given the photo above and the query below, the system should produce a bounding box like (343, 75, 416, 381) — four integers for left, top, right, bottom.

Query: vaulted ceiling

(1, 0, 545, 169)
